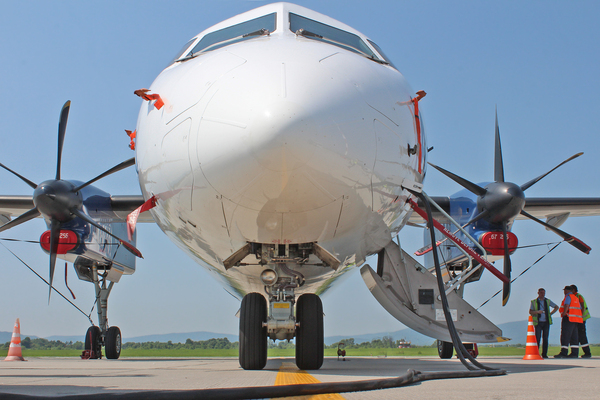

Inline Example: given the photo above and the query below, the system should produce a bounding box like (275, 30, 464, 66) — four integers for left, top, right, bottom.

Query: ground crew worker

(554, 285, 583, 358)
(529, 288, 558, 358)
(571, 284, 592, 358)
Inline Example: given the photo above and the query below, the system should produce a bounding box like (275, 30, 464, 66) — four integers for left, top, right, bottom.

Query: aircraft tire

(239, 292, 268, 370)
(84, 326, 102, 359)
(105, 326, 122, 359)
(295, 293, 324, 370)
(437, 340, 453, 359)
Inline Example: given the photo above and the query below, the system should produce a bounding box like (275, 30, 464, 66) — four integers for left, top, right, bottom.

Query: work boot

(554, 353, 568, 358)
(567, 350, 579, 358)
(581, 353, 592, 358)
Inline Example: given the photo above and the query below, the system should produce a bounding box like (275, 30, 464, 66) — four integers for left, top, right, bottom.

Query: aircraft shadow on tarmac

(263, 357, 589, 377)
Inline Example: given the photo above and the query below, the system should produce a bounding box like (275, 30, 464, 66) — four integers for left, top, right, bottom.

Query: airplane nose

(195, 50, 372, 213)
(248, 99, 317, 173)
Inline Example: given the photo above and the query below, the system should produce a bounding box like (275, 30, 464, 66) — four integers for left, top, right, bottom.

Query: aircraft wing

(0, 195, 154, 223)
(408, 196, 600, 225)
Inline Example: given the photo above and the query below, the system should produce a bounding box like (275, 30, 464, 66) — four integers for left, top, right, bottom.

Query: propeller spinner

(429, 109, 589, 306)
(0, 101, 141, 301)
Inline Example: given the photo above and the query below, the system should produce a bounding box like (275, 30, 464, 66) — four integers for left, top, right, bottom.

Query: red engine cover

(40, 230, 79, 254)
(479, 231, 518, 256)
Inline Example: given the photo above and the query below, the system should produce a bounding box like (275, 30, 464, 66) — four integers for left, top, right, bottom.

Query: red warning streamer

(411, 90, 426, 174)
(127, 195, 158, 241)
(134, 88, 164, 110)
(125, 129, 136, 150)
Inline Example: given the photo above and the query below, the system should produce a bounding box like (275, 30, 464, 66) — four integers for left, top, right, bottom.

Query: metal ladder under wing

(360, 240, 506, 343)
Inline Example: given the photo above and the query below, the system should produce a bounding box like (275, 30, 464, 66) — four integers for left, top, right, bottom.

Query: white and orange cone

(523, 315, 543, 360)
(4, 318, 25, 361)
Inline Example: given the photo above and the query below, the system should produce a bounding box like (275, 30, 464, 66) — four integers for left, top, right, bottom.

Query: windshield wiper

(367, 55, 389, 65)
(243, 28, 271, 38)
(295, 28, 323, 39)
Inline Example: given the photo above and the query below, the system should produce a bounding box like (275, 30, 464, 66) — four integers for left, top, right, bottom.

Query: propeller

(0, 101, 141, 301)
(429, 109, 589, 305)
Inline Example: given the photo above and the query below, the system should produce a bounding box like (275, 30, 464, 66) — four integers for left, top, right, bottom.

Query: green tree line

(123, 338, 238, 350)
(3, 335, 424, 352)
(326, 336, 414, 349)
(2, 337, 84, 350)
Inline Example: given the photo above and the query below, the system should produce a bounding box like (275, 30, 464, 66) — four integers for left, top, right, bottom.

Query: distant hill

(3, 317, 598, 347)
(0, 332, 37, 344)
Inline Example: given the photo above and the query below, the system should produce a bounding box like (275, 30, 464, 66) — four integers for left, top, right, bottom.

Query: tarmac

(0, 356, 599, 399)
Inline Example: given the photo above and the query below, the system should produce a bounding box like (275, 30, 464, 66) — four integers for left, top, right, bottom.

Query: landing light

(260, 269, 278, 285)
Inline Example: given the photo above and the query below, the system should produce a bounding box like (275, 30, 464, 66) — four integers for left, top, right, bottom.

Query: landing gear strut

(82, 265, 122, 360)
(235, 243, 331, 370)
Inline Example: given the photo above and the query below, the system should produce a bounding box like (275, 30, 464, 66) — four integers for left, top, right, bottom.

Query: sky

(0, 0, 599, 342)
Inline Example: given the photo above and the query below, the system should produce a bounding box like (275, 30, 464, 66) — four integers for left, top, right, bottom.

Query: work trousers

(578, 321, 591, 355)
(534, 320, 550, 357)
(560, 317, 579, 356)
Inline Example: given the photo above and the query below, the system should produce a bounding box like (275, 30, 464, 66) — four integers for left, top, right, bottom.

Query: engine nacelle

(40, 229, 79, 254)
(478, 231, 518, 256)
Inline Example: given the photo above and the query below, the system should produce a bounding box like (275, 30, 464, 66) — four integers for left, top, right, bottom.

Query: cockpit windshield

(289, 13, 384, 63)
(180, 13, 277, 61)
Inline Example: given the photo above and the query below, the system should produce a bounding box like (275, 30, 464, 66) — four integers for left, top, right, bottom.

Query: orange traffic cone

(4, 318, 25, 361)
(523, 315, 543, 360)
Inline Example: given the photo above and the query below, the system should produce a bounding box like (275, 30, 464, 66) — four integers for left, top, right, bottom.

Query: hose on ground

(0, 368, 506, 400)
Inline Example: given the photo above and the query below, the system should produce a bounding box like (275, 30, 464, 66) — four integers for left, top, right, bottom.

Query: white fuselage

(134, 3, 425, 296)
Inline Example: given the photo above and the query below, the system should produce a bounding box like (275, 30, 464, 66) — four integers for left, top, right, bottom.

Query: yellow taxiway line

(273, 362, 345, 399)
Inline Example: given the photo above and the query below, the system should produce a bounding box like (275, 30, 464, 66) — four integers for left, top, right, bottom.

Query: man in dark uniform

(571, 284, 592, 358)
(554, 285, 583, 358)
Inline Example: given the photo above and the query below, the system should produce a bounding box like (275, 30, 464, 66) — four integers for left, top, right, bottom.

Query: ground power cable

(0, 368, 507, 400)
(413, 189, 505, 372)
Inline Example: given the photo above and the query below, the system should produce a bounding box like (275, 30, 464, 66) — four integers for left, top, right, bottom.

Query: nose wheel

(239, 293, 268, 370)
(295, 293, 324, 370)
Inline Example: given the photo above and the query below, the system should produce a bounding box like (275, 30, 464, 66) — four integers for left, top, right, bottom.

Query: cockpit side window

(170, 38, 197, 65)
(185, 13, 277, 58)
(367, 39, 397, 70)
(289, 13, 383, 63)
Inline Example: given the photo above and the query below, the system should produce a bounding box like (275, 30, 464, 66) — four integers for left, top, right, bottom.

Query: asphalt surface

(0, 356, 598, 399)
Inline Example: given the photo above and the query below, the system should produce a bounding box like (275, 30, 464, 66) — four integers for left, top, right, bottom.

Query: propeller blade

(0, 208, 40, 233)
(73, 157, 136, 192)
(0, 162, 38, 189)
(521, 210, 591, 254)
(56, 101, 71, 180)
(48, 219, 60, 303)
(520, 152, 583, 192)
(71, 208, 143, 258)
(501, 221, 511, 306)
(494, 108, 505, 183)
(428, 163, 487, 196)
